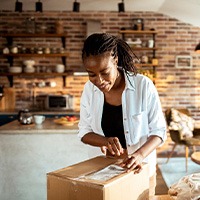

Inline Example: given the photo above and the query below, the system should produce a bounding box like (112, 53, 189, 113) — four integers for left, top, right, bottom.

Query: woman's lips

(98, 83, 108, 90)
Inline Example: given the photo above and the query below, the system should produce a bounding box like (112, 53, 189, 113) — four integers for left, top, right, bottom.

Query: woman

(78, 33, 166, 196)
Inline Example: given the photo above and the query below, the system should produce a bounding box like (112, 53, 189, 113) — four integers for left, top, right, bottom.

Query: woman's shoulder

(126, 72, 153, 85)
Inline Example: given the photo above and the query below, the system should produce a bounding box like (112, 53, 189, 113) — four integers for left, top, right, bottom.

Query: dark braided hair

(82, 33, 139, 75)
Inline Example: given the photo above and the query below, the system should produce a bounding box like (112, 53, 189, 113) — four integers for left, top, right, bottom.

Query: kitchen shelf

(1, 72, 73, 88)
(1, 53, 70, 57)
(119, 30, 157, 35)
(119, 29, 158, 83)
(0, 33, 68, 48)
(135, 63, 158, 68)
(129, 47, 159, 51)
(0, 33, 69, 87)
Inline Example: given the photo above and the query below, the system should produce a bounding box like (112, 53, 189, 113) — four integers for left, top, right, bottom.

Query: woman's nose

(96, 75, 104, 85)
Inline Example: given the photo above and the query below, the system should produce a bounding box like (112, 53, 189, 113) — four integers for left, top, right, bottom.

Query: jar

(11, 46, 18, 54)
(55, 21, 64, 34)
(148, 39, 154, 48)
(152, 58, 158, 65)
(3, 47, 9, 54)
(141, 55, 148, 63)
(44, 47, 50, 54)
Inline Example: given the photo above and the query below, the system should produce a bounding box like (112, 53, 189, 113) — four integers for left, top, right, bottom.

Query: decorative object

(73, 0, 80, 12)
(118, 0, 125, 12)
(169, 108, 195, 139)
(25, 17, 36, 34)
(133, 18, 144, 30)
(15, 0, 23, 12)
(35, 0, 43, 12)
(175, 55, 193, 68)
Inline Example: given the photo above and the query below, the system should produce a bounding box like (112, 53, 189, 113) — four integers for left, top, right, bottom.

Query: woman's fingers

(106, 137, 123, 156)
(119, 155, 143, 173)
(100, 146, 107, 154)
(113, 137, 124, 154)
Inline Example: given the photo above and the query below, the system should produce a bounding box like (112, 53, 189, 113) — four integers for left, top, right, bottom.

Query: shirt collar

(123, 70, 136, 91)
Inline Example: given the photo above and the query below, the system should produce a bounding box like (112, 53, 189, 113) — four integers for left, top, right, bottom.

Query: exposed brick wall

(0, 11, 200, 119)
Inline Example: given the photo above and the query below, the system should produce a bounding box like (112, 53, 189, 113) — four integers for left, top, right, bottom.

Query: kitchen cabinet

(0, 119, 89, 200)
(0, 114, 18, 126)
(0, 33, 70, 87)
(119, 30, 158, 82)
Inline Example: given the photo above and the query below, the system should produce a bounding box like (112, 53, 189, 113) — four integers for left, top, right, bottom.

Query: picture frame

(175, 55, 193, 68)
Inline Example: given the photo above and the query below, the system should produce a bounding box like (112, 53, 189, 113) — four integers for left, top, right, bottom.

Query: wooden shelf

(1, 53, 70, 57)
(0, 33, 67, 37)
(136, 63, 158, 68)
(0, 72, 70, 76)
(119, 30, 157, 34)
(119, 29, 158, 84)
(1, 33, 69, 87)
(130, 47, 159, 51)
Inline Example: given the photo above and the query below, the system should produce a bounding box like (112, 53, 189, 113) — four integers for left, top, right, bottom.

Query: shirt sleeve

(146, 79, 167, 143)
(77, 81, 93, 140)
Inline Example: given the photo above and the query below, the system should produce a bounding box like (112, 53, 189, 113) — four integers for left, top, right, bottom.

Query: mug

(148, 39, 154, 48)
(34, 115, 45, 125)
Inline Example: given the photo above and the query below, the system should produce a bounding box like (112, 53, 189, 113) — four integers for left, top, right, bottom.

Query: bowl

(24, 67, 35, 73)
(23, 60, 35, 66)
(9, 67, 22, 73)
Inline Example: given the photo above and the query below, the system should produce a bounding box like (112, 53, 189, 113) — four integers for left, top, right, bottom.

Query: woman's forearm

(134, 135, 162, 159)
(81, 132, 108, 147)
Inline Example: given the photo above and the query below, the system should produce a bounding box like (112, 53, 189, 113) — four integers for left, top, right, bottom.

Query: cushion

(169, 108, 195, 138)
(168, 173, 200, 200)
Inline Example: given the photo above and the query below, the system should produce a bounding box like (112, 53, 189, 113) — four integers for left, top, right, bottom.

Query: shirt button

(124, 118, 127, 120)
(125, 131, 129, 134)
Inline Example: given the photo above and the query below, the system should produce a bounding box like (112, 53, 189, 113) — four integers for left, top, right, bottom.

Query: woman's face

(83, 52, 118, 93)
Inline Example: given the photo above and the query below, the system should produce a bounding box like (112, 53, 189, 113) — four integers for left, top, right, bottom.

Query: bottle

(25, 17, 36, 34)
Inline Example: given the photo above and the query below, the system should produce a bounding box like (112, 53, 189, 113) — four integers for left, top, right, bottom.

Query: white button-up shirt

(78, 73, 166, 176)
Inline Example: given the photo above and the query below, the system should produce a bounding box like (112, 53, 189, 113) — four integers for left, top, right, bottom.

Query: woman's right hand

(101, 137, 124, 156)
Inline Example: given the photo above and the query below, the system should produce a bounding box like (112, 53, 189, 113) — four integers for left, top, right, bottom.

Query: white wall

(0, 0, 200, 26)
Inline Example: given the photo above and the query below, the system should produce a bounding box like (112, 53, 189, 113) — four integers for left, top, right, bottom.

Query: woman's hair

(82, 33, 139, 75)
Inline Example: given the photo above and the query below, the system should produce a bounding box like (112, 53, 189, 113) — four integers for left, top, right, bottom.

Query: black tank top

(101, 101, 127, 149)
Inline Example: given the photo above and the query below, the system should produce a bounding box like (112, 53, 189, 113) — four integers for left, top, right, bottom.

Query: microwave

(45, 95, 74, 110)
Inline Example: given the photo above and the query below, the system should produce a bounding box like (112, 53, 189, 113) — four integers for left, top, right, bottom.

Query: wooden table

(191, 151, 200, 165)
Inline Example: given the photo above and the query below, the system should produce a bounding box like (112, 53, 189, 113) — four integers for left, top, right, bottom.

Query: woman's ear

(115, 56, 118, 65)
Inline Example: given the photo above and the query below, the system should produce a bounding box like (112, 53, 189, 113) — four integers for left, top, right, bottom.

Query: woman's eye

(101, 71, 110, 76)
(88, 73, 96, 77)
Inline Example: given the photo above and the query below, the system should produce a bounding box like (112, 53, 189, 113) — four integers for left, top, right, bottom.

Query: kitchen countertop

(0, 118, 78, 134)
(0, 109, 80, 115)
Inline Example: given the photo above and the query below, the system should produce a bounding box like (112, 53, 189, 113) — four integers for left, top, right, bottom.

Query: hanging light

(36, 0, 43, 12)
(195, 42, 200, 53)
(118, 0, 125, 12)
(15, 0, 23, 12)
(73, 0, 80, 12)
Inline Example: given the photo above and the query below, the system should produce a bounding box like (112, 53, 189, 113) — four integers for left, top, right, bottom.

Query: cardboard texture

(47, 156, 149, 200)
(150, 195, 173, 200)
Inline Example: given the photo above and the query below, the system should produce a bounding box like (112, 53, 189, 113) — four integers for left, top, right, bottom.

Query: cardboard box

(47, 156, 149, 200)
(150, 195, 173, 200)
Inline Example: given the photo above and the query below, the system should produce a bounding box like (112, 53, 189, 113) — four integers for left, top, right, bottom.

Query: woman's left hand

(119, 152, 144, 174)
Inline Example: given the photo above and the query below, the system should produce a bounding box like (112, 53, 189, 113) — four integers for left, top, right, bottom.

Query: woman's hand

(120, 152, 144, 173)
(101, 137, 124, 156)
